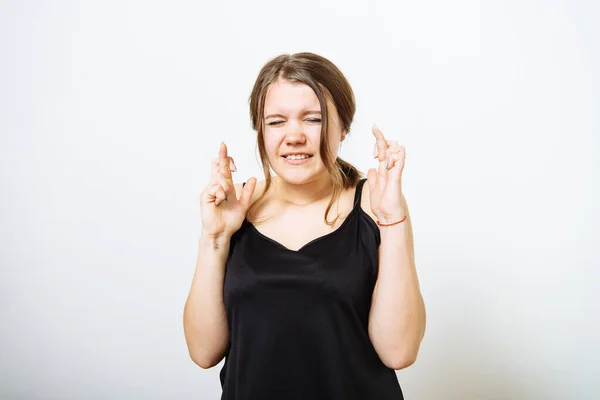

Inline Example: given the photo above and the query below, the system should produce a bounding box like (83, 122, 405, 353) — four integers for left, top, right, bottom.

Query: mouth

(282, 153, 313, 161)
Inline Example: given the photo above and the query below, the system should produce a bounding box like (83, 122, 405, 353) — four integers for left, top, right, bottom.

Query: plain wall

(1, 0, 598, 399)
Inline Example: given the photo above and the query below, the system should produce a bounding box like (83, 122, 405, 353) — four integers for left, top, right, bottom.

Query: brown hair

(247, 52, 362, 225)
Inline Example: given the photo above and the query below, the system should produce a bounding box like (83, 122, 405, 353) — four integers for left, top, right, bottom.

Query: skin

(246, 78, 357, 249)
(185, 78, 426, 370)
(262, 78, 347, 205)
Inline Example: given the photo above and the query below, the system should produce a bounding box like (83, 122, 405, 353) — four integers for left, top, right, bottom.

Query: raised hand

(367, 125, 407, 224)
(200, 142, 256, 238)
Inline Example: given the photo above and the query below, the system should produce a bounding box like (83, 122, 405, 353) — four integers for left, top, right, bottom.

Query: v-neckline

(246, 205, 359, 253)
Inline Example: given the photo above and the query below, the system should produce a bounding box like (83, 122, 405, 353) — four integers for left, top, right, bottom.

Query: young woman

(184, 52, 426, 400)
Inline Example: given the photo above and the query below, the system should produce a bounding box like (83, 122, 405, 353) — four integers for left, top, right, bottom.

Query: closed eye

(266, 118, 321, 126)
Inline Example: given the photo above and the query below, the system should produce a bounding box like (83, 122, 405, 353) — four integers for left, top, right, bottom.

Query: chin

(274, 168, 327, 186)
(275, 173, 311, 185)
(268, 155, 328, 184)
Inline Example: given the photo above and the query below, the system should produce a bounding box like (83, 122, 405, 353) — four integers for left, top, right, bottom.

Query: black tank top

(220, 179, 404, 400)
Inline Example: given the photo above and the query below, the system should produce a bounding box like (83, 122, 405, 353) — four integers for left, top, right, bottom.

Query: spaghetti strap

(353, 178, 367, 207)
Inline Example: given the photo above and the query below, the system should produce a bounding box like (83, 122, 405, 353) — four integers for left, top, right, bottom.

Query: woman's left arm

(368, 193, 426, 370)
(365, 125, 426, 370)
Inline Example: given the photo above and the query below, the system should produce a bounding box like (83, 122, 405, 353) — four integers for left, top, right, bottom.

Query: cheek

(263, 129, 280, 148)
(327, 131, 341, 150)
(262, 130, 284, 162)
(306, 126, 323, 143)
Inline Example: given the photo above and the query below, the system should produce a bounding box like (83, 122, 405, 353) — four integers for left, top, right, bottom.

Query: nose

(284, 120, 306, 145)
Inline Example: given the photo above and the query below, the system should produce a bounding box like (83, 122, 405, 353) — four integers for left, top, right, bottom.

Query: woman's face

(262, 78, 345, 185)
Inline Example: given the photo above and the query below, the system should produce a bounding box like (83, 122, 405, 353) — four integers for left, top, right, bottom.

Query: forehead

(264, 79, 321, 112)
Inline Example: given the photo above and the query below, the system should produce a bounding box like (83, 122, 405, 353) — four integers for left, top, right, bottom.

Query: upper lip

(282, 152, 313, 157)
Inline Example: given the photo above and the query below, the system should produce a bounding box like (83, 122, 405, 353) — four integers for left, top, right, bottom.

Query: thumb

(239, 177, 257, 210)
(367, 168, 378, 193)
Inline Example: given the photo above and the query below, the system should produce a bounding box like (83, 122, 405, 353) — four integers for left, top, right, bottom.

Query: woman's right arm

(183, 231, 232, 369)
(183, 142, 256, 369)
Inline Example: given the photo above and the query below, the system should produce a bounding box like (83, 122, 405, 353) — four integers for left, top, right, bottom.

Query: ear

(341, 130, 348, 142)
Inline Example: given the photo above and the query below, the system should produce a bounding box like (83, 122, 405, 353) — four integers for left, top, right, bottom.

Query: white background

(1, 0, 599, 399)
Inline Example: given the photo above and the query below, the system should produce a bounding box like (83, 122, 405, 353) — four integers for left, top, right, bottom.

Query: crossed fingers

(210, 143, 237, 205)
(372, 125, 406, 171)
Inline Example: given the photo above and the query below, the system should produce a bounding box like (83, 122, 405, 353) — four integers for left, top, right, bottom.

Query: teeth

(285, 154, 310, 160)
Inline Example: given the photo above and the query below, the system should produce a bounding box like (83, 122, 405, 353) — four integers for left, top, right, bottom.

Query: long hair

(247, 52, 362, 225)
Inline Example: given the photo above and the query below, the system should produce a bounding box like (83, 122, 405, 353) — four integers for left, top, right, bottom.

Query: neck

(272, 173, 333, 207)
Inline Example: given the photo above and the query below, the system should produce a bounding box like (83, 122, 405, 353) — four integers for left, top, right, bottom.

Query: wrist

(375, 215, 407, 226)
(379, 220, 409, 244)
(200, 230, 231, 243)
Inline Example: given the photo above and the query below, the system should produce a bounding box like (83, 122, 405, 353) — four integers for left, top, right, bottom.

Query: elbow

(188, 349, 221, 369)
(185, 335, 226, 370)
(388, 311, 426, 370)
(371, 331, 424, 371)
(194, 358, 217, 370)
(385, 350, 418, 370)
(183, 318, 228, 369)
(375, 330, 425, 371)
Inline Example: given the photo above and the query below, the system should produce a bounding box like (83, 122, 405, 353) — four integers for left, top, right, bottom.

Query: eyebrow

(264, 110, 322, 119)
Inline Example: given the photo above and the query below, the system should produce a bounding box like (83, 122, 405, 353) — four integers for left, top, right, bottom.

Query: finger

(367, 168, 379, 193)
(385, 155, 399, 172)
(372, 125, 388, 161)
(239, 177, 257, 209)
(385, 152, 406, 184)
(218, 157, 236, 173)
(386, 144, 402, 159)
(367, 168, 382, 215)
(214, 185, 227, 206)
(210, 158, 219, 185)
(385, 141, 400, 155)
(388, 148, 406, 170)
(219, 143, 233, 179)
(378, 159, 387, 180)
(374, 141, 395, 159)
(218, 141, 228, 160)
(385, 145, 405, 169)
(372, 124, 386, 141)
(217, 173, 233, 196)
(204, 183, 224, 204)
